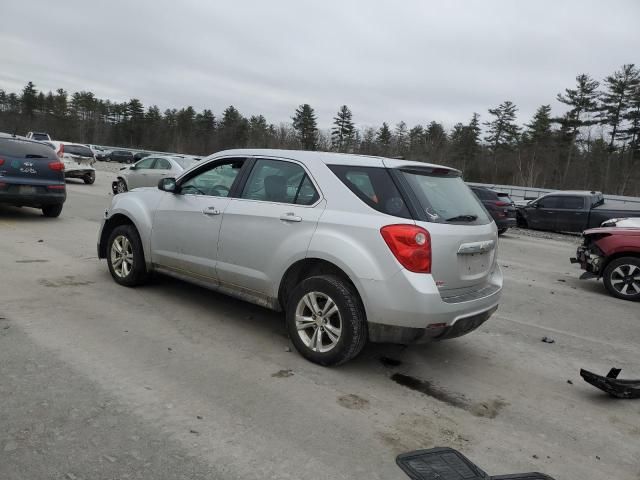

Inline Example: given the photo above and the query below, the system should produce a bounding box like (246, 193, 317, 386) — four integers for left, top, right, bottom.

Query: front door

(528, 195, 561, 230)
(127, 157, 158, 190)
(150, 158, 246, 280)
(216, 158, 325, 298)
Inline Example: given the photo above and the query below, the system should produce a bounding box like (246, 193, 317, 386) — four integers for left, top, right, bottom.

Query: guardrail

(468, 182, 640, 206)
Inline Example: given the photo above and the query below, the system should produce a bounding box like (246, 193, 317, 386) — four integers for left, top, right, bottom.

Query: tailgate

(417, 220, 498, 294)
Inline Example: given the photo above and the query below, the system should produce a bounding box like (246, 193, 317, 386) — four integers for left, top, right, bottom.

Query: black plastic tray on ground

(396, 448, 554, 480)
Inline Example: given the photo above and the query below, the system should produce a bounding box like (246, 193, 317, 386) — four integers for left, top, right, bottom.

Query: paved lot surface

(1, 163, 639, 480)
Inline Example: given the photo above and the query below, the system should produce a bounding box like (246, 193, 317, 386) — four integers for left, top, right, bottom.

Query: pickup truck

(517, 190, 640, 233)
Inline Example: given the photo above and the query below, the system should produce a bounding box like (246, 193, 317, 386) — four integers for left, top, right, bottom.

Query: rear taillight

(494, 201, 509, 207)
(380, 224, 432, 273)
(0, 158, 4, 166)
(48, 161, 65, 171)
(47, 185, 65, 190)
(57, 144, 64, 158)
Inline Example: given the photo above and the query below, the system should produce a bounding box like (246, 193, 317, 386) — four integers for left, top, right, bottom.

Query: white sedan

(112, 155, 196, 193)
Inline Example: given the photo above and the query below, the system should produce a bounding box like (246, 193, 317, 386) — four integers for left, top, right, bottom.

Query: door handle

(202, 206, 221, 216)
(280, 212, 302, 222)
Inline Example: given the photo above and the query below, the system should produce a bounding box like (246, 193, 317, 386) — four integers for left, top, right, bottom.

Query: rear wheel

(106, 225, 149, 286)
(42, 204, 63, 218)
(603, 257, 640, 301)
(498, 228, 508, 235)
(286, 275, 367, 366)
(84, 171, 96, 184)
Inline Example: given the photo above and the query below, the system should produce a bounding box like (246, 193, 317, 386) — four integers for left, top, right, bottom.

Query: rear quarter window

(328, 165, 411, 218)
(64, 144, 93, 157)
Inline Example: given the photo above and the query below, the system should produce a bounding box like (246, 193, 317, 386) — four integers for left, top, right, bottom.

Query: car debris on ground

(580, 368, 640, 399)
(396, 447, 555, 479)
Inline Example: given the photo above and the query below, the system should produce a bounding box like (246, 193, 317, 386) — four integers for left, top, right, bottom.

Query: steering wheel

(210, 184, 230, 196)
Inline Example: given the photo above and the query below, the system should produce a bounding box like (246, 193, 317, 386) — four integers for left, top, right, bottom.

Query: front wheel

(106, 225, 149, 286)
(116, 178, 128, 194)
(498, 228, 508, 235)
(603, 257, 640, 301)
(286, 275, 367, 366)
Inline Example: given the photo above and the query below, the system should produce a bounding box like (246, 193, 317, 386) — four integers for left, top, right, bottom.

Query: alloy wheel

(110, 235, 134, 278)
(295, 291, 342, 353)
(609, 264, 640, 296)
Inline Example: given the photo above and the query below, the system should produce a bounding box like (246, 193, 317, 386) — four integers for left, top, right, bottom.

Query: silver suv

(98, 149, 502, 365)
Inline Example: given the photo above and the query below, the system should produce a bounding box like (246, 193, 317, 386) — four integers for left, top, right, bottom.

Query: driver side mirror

(158, 177, 178, 193)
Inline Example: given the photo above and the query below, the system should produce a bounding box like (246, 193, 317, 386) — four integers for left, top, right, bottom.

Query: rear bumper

(496, 217, 517, 229)
(361, 266, 502, 344)
(0, 190, 66, 207)
(64, 168, 95, 178)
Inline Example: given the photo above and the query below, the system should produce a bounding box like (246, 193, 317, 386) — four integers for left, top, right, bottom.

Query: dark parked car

(108, 150, 134, 163)
(469, 186, 517, 234)
(517, 191, 640, 233)
(132, 152, 151, 162)
(0, 134, 66, 217)
(571, 226, 640, 301)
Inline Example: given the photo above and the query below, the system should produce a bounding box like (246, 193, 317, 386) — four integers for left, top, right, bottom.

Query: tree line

(1, 63, 638, 195)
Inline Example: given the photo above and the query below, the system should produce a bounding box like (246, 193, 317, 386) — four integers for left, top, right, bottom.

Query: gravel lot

(1, 168, 639, 480)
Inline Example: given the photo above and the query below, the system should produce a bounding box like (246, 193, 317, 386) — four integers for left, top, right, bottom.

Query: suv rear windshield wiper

(446, 214, 478, 222)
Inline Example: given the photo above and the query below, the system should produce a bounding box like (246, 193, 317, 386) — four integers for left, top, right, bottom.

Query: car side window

(135, 157, 156, 169)
(558, 196, 584, 209)
(180, 159, 244, 197)
(154, 158, 171, 170)
(537, 196, 561, 208)
(241, 159, 319, 205)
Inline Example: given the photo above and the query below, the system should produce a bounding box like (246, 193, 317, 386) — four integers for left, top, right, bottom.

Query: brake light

(57, 144, 64, 158)
(47, 185, 66, 190)
(48, 161, 65, 171)
(494, 201, 509, 207)
(380, 224, 431, 273)
(0, 158, 4, 166)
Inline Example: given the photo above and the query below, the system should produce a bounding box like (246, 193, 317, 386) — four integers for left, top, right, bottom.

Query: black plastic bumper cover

(396, 447, 554, 480)
(580, 368, 640, 399)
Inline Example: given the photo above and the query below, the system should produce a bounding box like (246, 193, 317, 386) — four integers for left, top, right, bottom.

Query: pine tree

(556, 74, 599, 184)
(331, 105, 355, 152)
(21, 81, 38, 119)
(520, 105, 553, 186)
(598, 64, 640, 191)
(484, 101, 521, 182)
(292, 104, 318, 150)
(376, 122, 392, 155)
(394, 121, 409, 157)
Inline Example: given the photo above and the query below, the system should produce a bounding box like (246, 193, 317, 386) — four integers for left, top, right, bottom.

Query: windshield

(400, 169, 491, 224)
(174, 157, 196, 170)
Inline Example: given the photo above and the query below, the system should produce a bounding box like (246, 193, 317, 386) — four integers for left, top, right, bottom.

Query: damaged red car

(571, 227, 640, 301)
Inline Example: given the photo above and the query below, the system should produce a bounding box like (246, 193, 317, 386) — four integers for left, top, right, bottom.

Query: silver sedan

(113, 155, 196, 193)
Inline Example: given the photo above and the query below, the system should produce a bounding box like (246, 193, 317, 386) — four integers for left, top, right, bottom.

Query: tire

(42, 204, 63, 218)
(602, 257, 640, 301)
(498, 228, 508, 235)
(116, 178, 128, 193)
(106, 224, 149, 286)
(84, 171, 96, 184)
(286, 275, 367, 366)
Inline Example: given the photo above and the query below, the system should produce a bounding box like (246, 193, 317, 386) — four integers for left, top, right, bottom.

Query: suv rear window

(328, 165, 411, 218)
(32, 133, 49, 141)
(0, 138, 58, 159)
(400, 169, 491, 224)
(64, 144, 93, 157)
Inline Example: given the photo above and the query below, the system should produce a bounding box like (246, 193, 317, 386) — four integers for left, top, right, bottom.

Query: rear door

(216, 157, 325, 297)
(555, 195, 588, 232)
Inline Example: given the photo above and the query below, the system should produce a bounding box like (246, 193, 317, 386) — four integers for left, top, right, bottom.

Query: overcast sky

(1, 0, 638, 130)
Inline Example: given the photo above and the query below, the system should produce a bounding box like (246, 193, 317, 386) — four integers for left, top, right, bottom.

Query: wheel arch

(98, 213, 138, 259)
(601, 251, 640, 276)
(277, 258, 365, 315)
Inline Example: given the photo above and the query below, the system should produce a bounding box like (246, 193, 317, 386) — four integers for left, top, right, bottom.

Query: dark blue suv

(0, 134, 66, 217)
